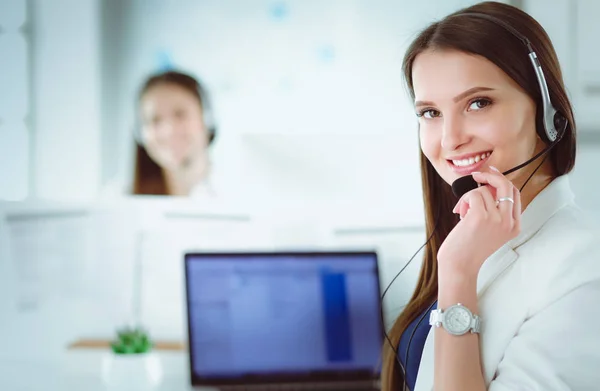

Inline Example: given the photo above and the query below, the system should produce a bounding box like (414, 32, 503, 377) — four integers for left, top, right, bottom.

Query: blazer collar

(509, 174, 574, 248)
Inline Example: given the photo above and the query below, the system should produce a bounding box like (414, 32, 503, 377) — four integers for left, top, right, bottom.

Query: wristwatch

(429, 303, 481, 336)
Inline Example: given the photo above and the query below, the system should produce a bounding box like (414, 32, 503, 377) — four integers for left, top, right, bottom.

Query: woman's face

(140, 83, 209, 170)
(411, 49, 545, 186)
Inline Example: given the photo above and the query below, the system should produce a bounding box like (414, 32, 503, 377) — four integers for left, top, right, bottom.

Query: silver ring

(496, 196, 514, 206)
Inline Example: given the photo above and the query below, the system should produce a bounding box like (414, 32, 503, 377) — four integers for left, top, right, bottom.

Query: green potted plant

(110, 326, 153, 354)
(101, 325, 163, 390)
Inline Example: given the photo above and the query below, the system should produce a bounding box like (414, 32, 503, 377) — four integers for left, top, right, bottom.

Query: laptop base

(206, 380, 380, 390)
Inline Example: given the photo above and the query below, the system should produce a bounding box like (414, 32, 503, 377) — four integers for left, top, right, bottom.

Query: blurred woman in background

(132, 70, 217, 196)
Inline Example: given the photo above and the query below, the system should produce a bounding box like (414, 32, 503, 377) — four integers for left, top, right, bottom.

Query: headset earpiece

(536, 105, 568, 144)
(195, 80, 218, 144)
(553, 111, 568, 141)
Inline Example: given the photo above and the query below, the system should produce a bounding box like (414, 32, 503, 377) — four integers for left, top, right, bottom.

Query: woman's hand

(437, 166, 522, 281)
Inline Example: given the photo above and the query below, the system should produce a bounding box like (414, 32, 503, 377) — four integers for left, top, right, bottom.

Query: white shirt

(100, 174, 218, 199)
(414, 174, 600, 391)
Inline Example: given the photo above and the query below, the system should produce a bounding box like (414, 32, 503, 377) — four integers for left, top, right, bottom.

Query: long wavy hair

(382, 2, 577, 390)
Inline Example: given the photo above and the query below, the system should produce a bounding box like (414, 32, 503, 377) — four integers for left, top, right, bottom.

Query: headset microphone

(451, 134, 562, 198)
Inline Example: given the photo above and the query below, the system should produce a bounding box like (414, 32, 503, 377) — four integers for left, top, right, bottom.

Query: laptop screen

(184, 251, 383, 386)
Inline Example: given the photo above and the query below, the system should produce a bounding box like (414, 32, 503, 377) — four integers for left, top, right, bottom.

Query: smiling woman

(130, 70, 218, 197)
(382, 2, 600, 391)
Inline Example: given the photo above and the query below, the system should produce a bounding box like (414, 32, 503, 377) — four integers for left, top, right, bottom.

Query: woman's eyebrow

(415, 86, 495, 107)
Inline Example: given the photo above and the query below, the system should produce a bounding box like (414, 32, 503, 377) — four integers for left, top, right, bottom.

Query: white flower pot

(101, 352, 163, 390)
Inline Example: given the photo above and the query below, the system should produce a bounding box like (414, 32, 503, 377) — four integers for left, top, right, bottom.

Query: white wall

(29, 0, 101, 201)
(0, 0, 29, 201)
(569, 143, 600, 221)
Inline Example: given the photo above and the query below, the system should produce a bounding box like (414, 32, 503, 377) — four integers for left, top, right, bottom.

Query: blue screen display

(185, 253, 382, 378)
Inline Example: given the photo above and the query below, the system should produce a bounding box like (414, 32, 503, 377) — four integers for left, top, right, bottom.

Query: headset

(133, 74, 218, 147)
(380, 12, 570, 390)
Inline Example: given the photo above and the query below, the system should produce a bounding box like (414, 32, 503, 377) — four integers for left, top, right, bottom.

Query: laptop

(184, 251, 383, 390)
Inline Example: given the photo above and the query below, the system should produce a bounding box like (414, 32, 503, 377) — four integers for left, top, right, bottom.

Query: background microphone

(451, 143, 555, 198)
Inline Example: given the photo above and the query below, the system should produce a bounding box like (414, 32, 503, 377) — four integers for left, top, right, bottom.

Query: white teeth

(452, 151, 491, 167)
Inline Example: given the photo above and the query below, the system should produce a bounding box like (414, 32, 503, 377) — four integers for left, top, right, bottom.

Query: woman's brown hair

(382, 2, 577, 390)
(132, 70, 215, 195)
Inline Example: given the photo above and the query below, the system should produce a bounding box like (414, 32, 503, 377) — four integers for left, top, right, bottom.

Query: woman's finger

(458, 197, 469, 219)
(472, 169, 514, 218)
(477, 185, 497, 214)
(471, 169, 512, 196)
(464, 190, 486, 217)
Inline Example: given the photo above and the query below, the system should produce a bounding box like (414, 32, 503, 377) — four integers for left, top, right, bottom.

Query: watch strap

(429, 304, 482, 334)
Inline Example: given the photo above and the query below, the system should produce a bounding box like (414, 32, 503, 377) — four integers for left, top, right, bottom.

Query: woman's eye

(468, 99, 491, 111)
(418, 109, 441, 119)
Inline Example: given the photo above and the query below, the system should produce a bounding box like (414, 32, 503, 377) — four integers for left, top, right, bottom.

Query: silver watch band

(429, 303, 482, 334)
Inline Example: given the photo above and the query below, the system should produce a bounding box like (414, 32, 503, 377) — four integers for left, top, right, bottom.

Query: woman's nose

(440, 116, 470, 151)
(156, 119, 176, 138)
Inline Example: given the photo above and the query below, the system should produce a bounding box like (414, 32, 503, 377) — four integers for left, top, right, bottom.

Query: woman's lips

(447, 151, 492, 175)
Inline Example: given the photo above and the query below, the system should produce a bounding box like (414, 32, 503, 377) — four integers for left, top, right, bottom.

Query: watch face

(444, 306, 471, 335)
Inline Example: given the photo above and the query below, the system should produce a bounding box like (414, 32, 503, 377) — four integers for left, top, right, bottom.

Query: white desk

(0, 351, 218, 391)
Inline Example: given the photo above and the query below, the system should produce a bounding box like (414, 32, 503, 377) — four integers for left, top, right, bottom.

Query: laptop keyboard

(214, 381, 379, 390)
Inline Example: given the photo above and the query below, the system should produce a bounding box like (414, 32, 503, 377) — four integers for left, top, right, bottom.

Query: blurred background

(0, 0, 599, 389)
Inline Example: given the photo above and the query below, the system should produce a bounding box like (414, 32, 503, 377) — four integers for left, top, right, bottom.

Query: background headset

(133, 73, 218, 147)
(379, 12, 570, 390)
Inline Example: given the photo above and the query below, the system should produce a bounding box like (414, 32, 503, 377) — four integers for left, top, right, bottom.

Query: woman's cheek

(419, 130, 440, 161)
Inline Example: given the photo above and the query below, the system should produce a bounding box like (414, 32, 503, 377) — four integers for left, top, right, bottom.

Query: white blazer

(414, 175, 600, 391)
(100, 175, 218, 199)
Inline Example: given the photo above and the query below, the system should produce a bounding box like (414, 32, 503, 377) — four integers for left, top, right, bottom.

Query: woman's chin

(160, 154, 193, 170)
